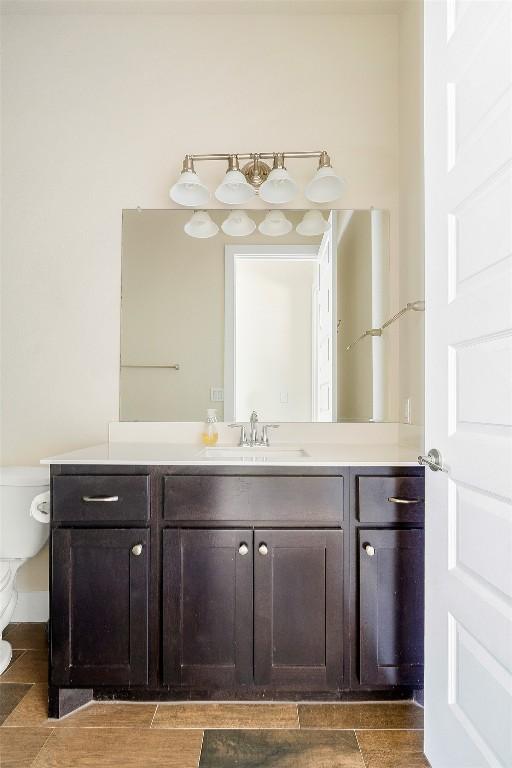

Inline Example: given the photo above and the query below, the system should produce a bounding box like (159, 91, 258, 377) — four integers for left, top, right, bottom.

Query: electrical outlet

(210, 387, 224, 402)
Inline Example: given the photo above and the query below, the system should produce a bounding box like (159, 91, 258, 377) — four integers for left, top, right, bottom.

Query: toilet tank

(0, 467, 50, 559)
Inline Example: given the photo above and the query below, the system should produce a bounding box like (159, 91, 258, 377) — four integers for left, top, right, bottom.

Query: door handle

(418, 448, 447, 473)
(388, 497, 422, 505)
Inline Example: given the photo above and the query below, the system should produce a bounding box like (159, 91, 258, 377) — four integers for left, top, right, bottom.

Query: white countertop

(41, 441, 420, 467)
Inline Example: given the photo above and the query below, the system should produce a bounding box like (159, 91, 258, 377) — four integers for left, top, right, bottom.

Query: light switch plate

(403, 397, 412, 424)
(210, 387, 224, 402)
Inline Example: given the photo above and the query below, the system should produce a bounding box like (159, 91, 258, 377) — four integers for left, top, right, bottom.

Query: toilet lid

(0, 466, 50, 487)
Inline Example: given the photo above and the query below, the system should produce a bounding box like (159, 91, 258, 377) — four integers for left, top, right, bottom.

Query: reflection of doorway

(224, 245, 318, 422)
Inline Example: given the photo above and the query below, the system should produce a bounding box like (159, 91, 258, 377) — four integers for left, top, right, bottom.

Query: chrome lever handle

(82, 495, 119, 502)
(387, 497, 422, 505)
(418, 448, 447, 473)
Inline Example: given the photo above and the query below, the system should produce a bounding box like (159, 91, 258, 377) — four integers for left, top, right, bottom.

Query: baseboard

(12, 591, 49, 622)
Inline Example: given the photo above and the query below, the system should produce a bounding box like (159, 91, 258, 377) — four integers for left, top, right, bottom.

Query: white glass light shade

(258, 210, 293, 237)
(215, 170, 255, 205)
(305, 166, 344, 203)
(221, 210, 256, 237)
(259, 168, 298, 204)
(184, 211, 219, 239)
(170, 170, 210, 207)
(296, 210, 329, 236)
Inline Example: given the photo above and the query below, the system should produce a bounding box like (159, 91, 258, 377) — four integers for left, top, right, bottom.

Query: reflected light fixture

(305, 151, 344, 203)
(258, 210, 293, 237)
(215, 155, 256, 205)
(221, 210, 256, 237)
(184, 210, 219, 239)
(169, 150, 343, 206)
(170, 156, 210, 207)
(259, 153, 298, 205)
(296, 210, 329, 236)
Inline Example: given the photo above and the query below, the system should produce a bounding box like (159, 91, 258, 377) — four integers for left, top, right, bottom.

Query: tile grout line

(149, 703, 158, 729)
(197, 729, 205, 768)
(354, 729, 369, 768)
(27, 727, 55, 768)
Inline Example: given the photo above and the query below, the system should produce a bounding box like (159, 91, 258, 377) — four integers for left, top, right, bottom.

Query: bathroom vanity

(45, 449, 424, 717)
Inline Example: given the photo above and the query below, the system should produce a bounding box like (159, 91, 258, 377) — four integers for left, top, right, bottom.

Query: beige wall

(398, 0, 425, 433)
(337, 212, 374, 419)
(0, 4, 403, 593)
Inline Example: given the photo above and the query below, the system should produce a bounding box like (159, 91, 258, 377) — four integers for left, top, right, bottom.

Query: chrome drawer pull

(131, 544, 143, 556)
(82, 495, 119, 503)
(387, 497, 422, 505)
(364, 544, 375, 557)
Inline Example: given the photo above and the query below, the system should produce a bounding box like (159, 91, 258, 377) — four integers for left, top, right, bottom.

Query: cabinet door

(254, 529, 343, 690)
(51, 528, 149, 686)
(162, 529, 253, 688)
(359, 528, 424, 686)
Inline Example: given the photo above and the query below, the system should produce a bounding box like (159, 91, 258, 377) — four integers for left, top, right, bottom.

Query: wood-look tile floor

(0, 624, 430, 767)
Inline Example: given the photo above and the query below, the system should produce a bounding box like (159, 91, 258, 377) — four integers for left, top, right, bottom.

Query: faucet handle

(228, 423, 248, 447)
(261, 424, 279, 446)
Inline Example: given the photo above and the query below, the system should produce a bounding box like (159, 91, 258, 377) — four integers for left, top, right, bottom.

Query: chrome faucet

(229, 410, 280, 448)
(249, 410, 259, 446)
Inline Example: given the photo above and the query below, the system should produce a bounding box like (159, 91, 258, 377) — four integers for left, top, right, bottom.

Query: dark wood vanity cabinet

(162, 527, 343, 692)
(51, 527, 149, 687)
(358, 528, 424, 686)
(351, 469, 425, 689)
(162, 528, 254, 689)
(48, 464, 424, 714)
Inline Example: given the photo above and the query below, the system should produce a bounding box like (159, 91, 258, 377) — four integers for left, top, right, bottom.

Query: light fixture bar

(186, 151, 327, 161)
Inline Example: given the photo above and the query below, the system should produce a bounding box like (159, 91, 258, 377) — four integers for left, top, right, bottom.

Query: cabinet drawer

(52, 475, 150, 523)
(164, 475, 343, 526)
(357, 475, 424, 524)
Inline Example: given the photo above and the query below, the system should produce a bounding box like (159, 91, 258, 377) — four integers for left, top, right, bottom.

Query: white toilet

(0, 466, 50, 674)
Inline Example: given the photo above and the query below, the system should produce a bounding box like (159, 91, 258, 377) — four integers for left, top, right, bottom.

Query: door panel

(425, 1, 512, 765)
(51, 528, 149, 686)
(162, 529, 253, 688)
(358, 528, 424, 686)
(254, 529, 343, 690)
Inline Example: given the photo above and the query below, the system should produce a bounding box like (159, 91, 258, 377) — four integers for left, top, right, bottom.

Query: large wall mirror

(120, 208, 396, 423)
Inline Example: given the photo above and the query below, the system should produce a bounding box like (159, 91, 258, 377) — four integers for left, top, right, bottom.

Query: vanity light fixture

(169, 151, 343, 206)
(215, 155, 256, 205)
(259, 153, 298, 205)
(258, 210, 293, 237)
(296, 210, 329, 236)
(221, 210, 256, 237)
(170, 157, 210, 207)
(184, 210, 219, 239)
(305, 151, 344, 203)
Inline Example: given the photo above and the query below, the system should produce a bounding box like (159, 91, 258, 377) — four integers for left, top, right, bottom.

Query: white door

(314, 215, 336, 421)
(424, 2, 512, 767)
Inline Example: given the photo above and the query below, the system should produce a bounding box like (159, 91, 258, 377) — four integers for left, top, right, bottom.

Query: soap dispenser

(202, 408, 219, 446)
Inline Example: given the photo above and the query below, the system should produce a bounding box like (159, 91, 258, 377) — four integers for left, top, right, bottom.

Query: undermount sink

(199, 446, 309, 461)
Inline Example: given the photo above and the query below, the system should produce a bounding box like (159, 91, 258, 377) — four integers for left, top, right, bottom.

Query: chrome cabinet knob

(131, 544, 143, 556)
(238, 543, 249, 556)
(258, 543, 268, 556)
(364, 544, 375, 557)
